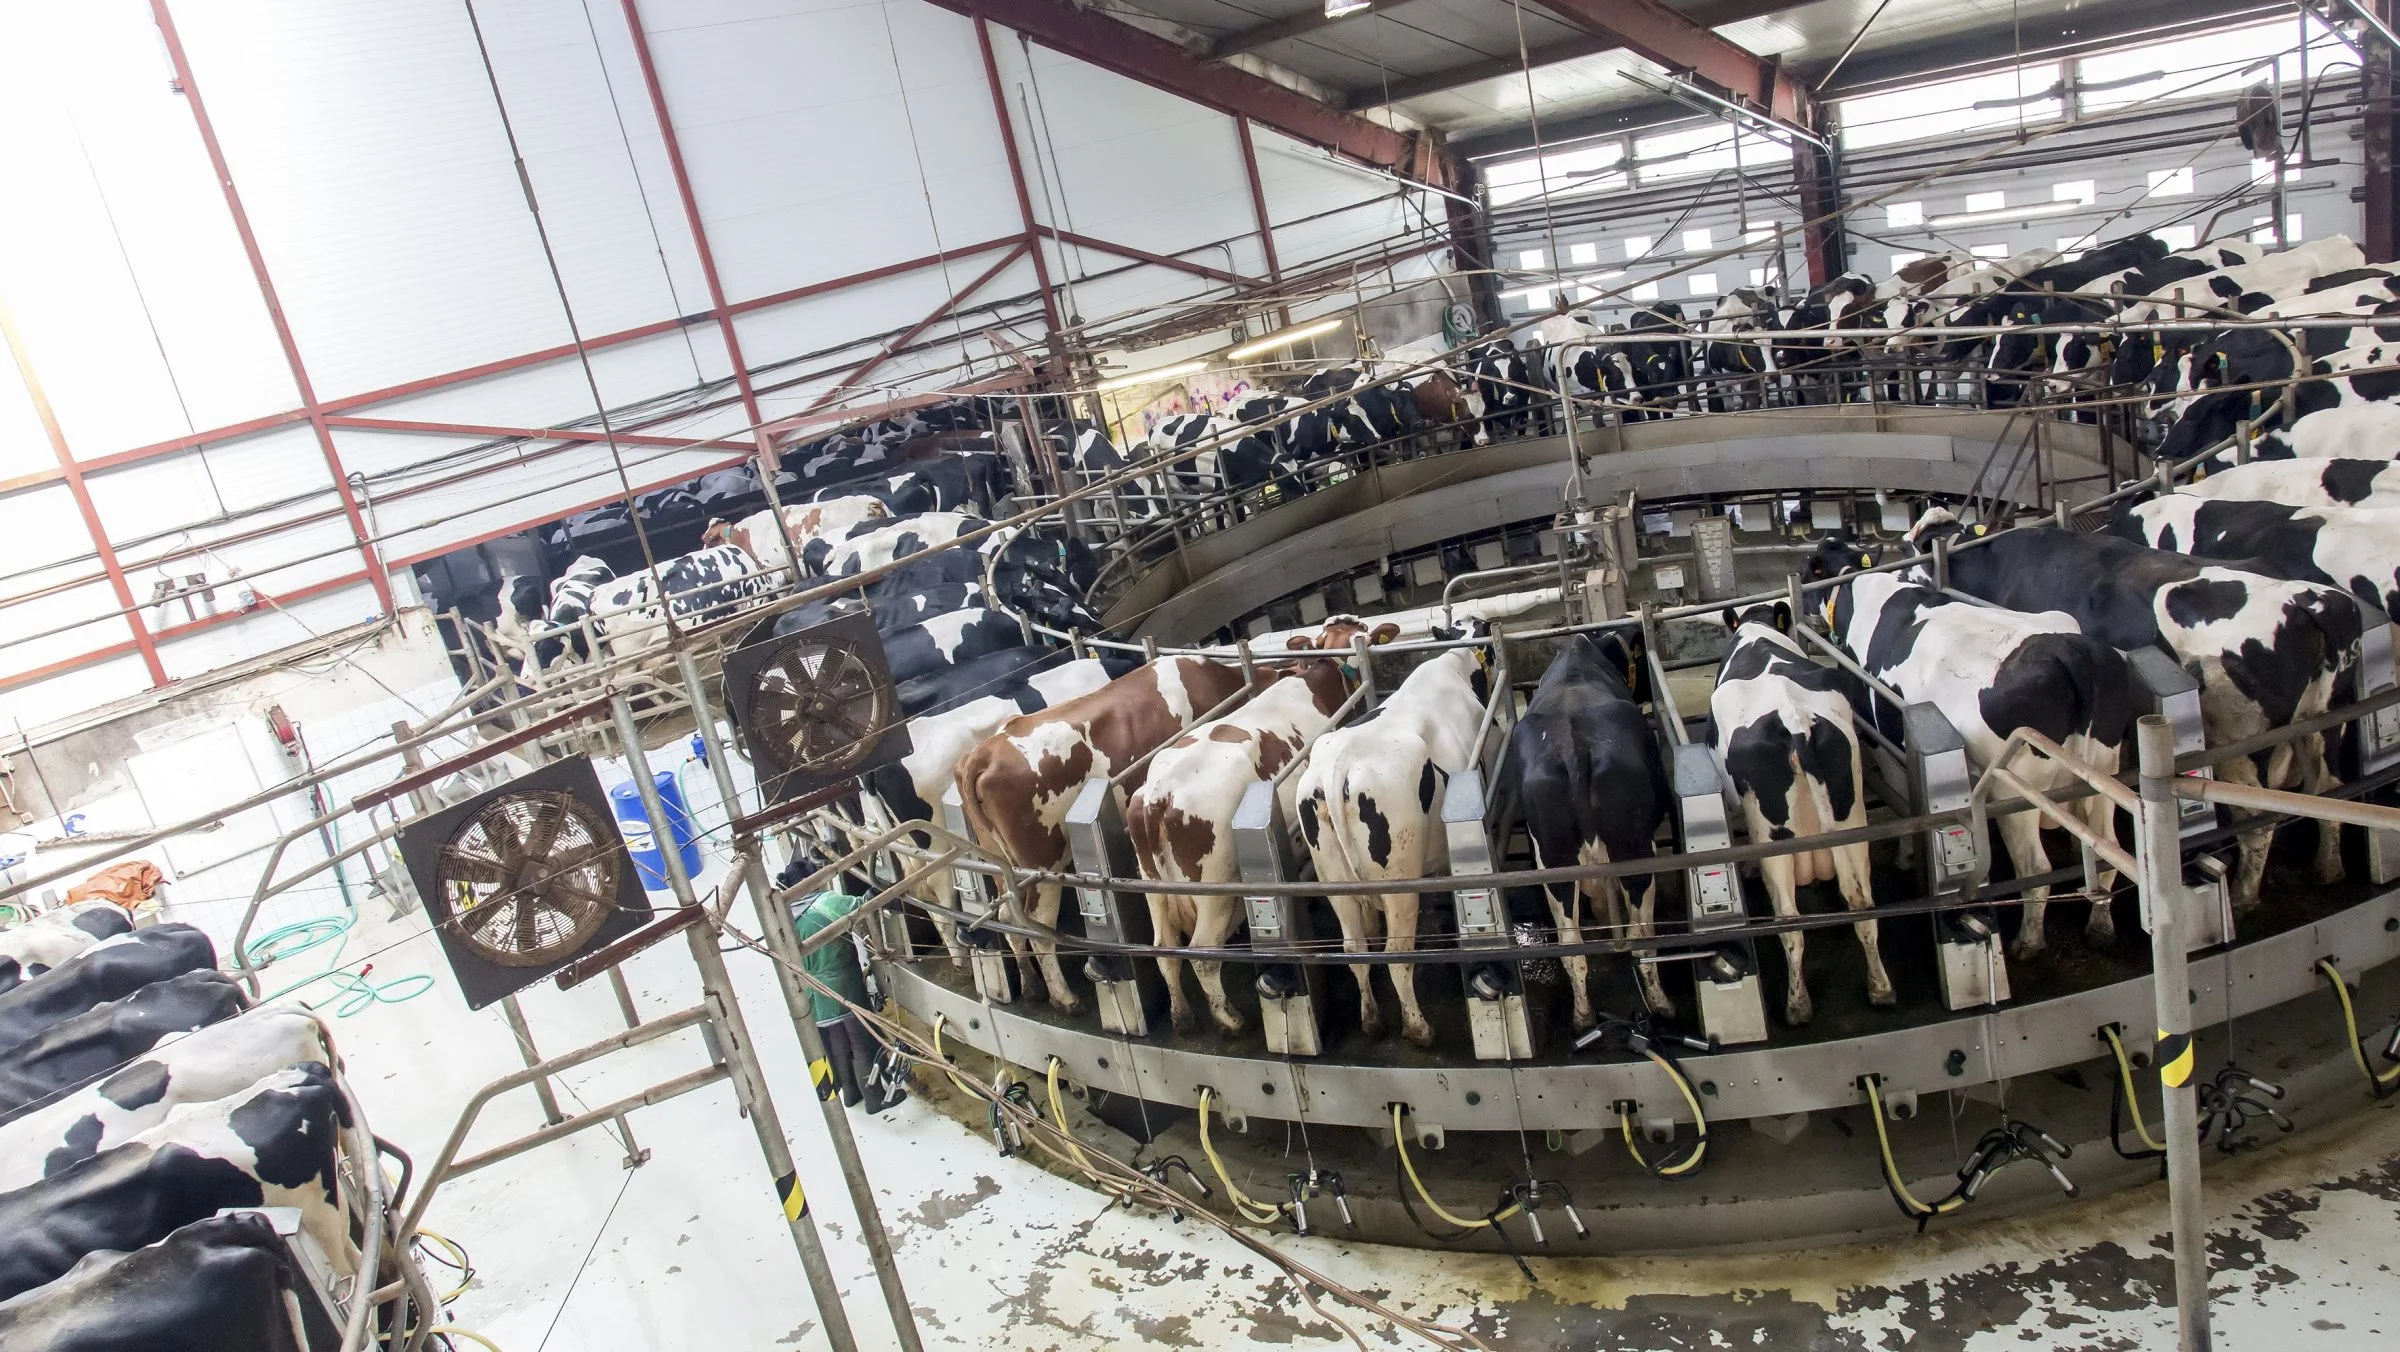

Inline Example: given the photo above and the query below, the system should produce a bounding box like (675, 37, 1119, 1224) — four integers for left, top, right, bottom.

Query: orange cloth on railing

(64, 860, 165, 908)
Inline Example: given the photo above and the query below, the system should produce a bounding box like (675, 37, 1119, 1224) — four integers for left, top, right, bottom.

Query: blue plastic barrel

(610, 772, 703, 892)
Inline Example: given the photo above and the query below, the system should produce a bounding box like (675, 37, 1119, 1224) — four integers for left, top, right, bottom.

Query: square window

(2053, 180, 2095, 205)
(1625, 235, 1654, 259)
(1630, 280, 1660, 301)
(1890, 250, 1927, 269)
(1971, 244, 2009, 259)
(1518, 249, 1546, 270)
(1569, 242, 1598, 265)
(1683, 228, 1712, 252)
(1749, 267, 1768, 286)
(1966, 190, 2007, 214)
(1745, 223, 1778, 243)
(1523, 286, 1551, 308)
(2252, 156, 2303, 184)
(2147, 167, 2195, 197)
(2157, 224, 2197, 251)
(1687, 273, 1720, 296)
(2251, 214, 2305, 244)
(1886, 201, 1924, 227)
(1574, 286, 1600, 302)
(2057, 237, 2092, 257)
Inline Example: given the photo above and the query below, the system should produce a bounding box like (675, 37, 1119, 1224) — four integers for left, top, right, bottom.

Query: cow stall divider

(1448, 629, 1532, 1063)
(1782, 586, 2007, 1010)
(1642, 611, 1768, 1047)
(1238, 644, 1376, 1058)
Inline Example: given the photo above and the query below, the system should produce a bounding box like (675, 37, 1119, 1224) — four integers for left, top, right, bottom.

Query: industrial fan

(397, 756, 648, 1009)
(724, 609, 910, 802)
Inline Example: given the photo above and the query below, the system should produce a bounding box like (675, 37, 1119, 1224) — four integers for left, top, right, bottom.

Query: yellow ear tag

(1973, 524, 1988, 536)
(1821, 594, 1837, 628)
(1858, 552, 1871, 567)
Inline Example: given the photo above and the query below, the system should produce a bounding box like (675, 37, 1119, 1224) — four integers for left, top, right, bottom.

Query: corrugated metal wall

(0, 0, 1446, 725)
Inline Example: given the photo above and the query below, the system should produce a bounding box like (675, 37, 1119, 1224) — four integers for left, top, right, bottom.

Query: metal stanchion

(2137, 714, 2211, 1352)
(608, 692, 860, 1352)
(675, 651, 926, 1352)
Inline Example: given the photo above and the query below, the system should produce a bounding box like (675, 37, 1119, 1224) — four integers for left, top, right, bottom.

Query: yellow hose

(1044, 1057, 1098, 1175)
(414, 1227, 476, 1304)
(928, 1013, 983, 1096)
(1392, 1104, 1521, 1228)
(2101, 1024, 2168, 1152)
(2318, 959, 2400, 1091)
(426, 1328, 504, 1351)
(1198, 1088, 1285, 1224)
(1862, 1077, 1966, 1219)
(1616, 1050, 1711, 1177)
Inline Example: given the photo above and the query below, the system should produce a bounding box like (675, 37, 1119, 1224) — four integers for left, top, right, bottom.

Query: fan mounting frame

(726, 609, 911, 802)
(396, 755, 649, 1009)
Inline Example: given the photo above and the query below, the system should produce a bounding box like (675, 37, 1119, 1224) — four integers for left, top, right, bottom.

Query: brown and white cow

(1125, 659, 1349, 1034)
(705, 496, 889, 575)
(953, 657, 1253, 1009)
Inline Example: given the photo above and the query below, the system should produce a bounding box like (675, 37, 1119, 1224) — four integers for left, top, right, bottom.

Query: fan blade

(513, 895, 546, 953)
(442, 852, 510, 888)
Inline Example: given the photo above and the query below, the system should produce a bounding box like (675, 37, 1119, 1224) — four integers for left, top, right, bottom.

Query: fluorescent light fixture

(1925, 199, 2079, 228)
(1226, 318, 1344, 361)
(1324, 0, 1372, 15)
(1098, 360, 1206, 391)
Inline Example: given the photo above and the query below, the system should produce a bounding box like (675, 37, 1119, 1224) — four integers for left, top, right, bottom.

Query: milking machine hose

(1391, 1103, 1524, 1230)
(1861, 1076, 1971, 1224)
(1612, 1048, 1711, 1179)
(1198, 1087, 1287, 1225)
(2316, 959, 2400, 1096)
(1043, 1055, 1101, 1176)
(927, 1013, 984, 1098)
(2100, 1024, 2169, 1158)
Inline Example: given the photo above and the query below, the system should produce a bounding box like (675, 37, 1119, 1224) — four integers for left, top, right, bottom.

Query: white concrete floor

(294, 891, 2400, 1352)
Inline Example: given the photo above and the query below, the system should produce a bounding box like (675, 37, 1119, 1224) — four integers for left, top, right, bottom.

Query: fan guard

(727, 610, 910, 802)
(437, 790, 621, 967)
(750, 633, 892, 780)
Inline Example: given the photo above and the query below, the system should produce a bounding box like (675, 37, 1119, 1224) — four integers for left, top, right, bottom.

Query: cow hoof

(1171, 1008, 1200, 1036)
(2316, 861, 2347, 886)
(1869, 986, 1898, 1008)
(1785, 1000, 1814, 1027)
(2085, 914, 2118, 945)
(1212, 1012, 1249, 1037)
(2009, 938, 2047, 962)
(1403, 1020, 1436, 1050)
(1051, 994, 1085, 1016)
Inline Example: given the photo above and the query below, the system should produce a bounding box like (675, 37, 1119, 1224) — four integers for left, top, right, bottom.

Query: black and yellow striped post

(2136, 714, 2211, 1352)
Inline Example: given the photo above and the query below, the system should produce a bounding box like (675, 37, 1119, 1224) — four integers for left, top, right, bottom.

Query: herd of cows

(0, 905, 350, 1347)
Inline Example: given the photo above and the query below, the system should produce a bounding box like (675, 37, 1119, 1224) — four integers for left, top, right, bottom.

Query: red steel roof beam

(1531, 0, 1810, 126)
(151, 0, 396, 617)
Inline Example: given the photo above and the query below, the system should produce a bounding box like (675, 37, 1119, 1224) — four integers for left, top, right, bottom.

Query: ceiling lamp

(1324, 0, 1372, 16)
(1226, 317, 1345, 361)
(1097, 360, 1207, 391)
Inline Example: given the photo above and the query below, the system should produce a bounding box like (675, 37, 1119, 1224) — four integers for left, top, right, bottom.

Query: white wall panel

(989, 38, 1255, 264)
(369, 443, 738, 564)
(84, 427, 336, 547)
(0, 5, 296, 459)
(154, 588, 382, 683)
(0, 356, 51, 484)
(3, 654, 153, 730)
(644, 0, 1022, 306)
(166, 0, 575, 400)
(0, 484, 133, 680)
(359, 324, 729, 437)
(1252, 125, 1436, 275)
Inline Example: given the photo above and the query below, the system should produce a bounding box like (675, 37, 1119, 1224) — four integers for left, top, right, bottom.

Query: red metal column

(1051, 230, 1261, 285)
(0, 296, 168, 686)
(1791, 94, 1843, 289)
(976, 18, 1065, 339)
(152, 0, 396, 617)
(619, 0, 776, 480)
(1234, 118, 1284, 283)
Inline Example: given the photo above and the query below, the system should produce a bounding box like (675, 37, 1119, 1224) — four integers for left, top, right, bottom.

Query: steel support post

(2136, 714, 2211, 1352)
(608, 694, 859, 1352)
(675, 652, 925, 1352)
(2368, 0, 2399, 263)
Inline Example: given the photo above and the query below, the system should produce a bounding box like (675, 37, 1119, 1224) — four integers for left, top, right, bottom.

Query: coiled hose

(1197, 1087, 1284, 1224)
(1615, 1047, 1711, 1178)
(2101, 1023, 2169, 1157)
(1861, 1076, 1970, 1224)
(1391, 1104, 1523, 1229)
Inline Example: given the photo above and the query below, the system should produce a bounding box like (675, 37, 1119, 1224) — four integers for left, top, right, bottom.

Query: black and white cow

(1703, 287, 1782, 410)
(0, 1059, 354, 1302)
(1813, 545, 2134, 956)
(2117, 495, 2400, 619)
(0, 1008, 331, 1190)
(526, 554, 616, 669)
(0, 926, 216, 1057)
(812, 512, 989, 578)
(1902, 511, 2357, 910)
(0, 1210, 325, 1352)
(2158, 328, 2400, 461)
(1709, 604, 1892, 1023)
(2249, 402, 2400, 461)
(0, 971, 247, 1120)
(1294, 621, 1491, 1046)
(1466, 338, 1537, 441)
(2181, 457, 2400, 509)
(875, 609, 1027, 687)
(1505, 630, 1672, 1024)
(564, 544, 777, 668)
(0, 903, 132, 995)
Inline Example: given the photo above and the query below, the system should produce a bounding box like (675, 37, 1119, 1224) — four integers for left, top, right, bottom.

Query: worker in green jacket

(791, 889, 906, 1115)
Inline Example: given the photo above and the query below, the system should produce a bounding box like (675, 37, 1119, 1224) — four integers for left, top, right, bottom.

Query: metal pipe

(2175, 775, 2400, 830)
(677, 651, 926, 1352)
(445, 1064, 729, 1178)
(2138, 714, 2211, 1351)
(608, 692, 859, 1352)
